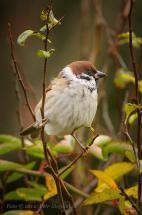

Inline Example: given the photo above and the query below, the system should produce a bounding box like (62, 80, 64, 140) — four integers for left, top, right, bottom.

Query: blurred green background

(0, 0, 142, 135)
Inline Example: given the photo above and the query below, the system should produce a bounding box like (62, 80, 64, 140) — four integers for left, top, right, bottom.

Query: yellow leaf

(90, 170, 118, 190)
(84, 188, 121, 205)
(40, 8, 49, 21)
(138, 80, 142, 93)
(95, 162, 135, 192)
(114, 69, 134, 89)
(19, 211, 34, 215)
(118, 197, 127, 215)
(125, 185, 138, 199)
(124, 103, 140, 124)
(128, 112, 138, 124)
(44, 175, 57, 200)
(104, 162, 135, 179)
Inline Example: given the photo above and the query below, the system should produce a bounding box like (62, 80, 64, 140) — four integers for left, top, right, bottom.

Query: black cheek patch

(79, 75, 91, 81)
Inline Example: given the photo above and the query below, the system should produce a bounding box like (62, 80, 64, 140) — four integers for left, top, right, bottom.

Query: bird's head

(62, 61, 106, 84)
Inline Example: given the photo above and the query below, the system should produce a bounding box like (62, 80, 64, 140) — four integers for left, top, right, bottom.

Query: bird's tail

(20, 122, 40, 138)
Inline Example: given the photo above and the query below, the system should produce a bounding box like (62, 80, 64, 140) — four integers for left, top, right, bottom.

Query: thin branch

(59, 135, 98, 176)
(8, 24, 30, 166)
(119, 186, 141, 214)
(59, 146, 89, 177)
(128, 0, 139, 100)
(38, 5, 78, 215)
(128, 0, 142, 210)
(8, 23, 35, 121)
(39, 7, 66, 214)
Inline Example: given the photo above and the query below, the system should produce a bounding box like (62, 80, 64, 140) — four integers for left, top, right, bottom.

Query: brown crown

(68, 61, 97, 75)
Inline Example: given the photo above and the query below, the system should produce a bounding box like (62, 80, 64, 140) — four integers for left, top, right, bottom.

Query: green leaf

(125, 185, 138, 199)
(89, 145, 104, 160)
(124, 103, 140, 124)
(128, 112, 138, 124)
(89, 135, 111, 160)
(0, 135, 21, 155)
(17, 30, 47, 46)
(103, 141, 132, 159)
(0, 143, 21, 155)
(16, 187, 43, 201)
(114, 69, 142, 94)
(7, 161, 36, 183)
(40, 8, 60, 29)
(125, 151, 135, 163)
(28, 181, 47, 196)
(17, 30, 34, 46)
(118, 32, 131, 39)
(36, 49, 55, 58)
(118, 32, 142, 48)
(26, 144, 44, 159)
(138, 80, 142, 93)
(0, 160, 23, 171)
(48, 10, 60, 28)
(53, 135, 75, 154)
(4, 191, 23, 201)
(2, 211, 23, 215)
(84, 188, 121, 205)
(91, 135, 111, 147)
(40, 8, 49, 21)
(114, 69, 134, 89)
(2, 211, 34, 215)
(0, 135, 21, 144)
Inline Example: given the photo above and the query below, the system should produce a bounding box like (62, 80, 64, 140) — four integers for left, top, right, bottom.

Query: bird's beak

(95, 71, 107, 79)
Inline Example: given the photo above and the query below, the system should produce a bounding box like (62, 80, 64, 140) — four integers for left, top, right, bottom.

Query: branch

(119, 186, 141, 214)
(39, 5, 78, 215)
(8, 23, 35, 122)
(128, 0, 142, 210)
(59, 134, 98, 176)
(128, 0, 139, 100)
(8, 24, 30, 165)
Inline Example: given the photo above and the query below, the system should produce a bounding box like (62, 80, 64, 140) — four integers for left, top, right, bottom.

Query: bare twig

(8, 24, 30, 164)
(124, 130, 139, 169)
(59, 135, 98, 176)
(59, 146, 89, 177)
(128, 0, 142, 211)
(8, 23, 35, 122)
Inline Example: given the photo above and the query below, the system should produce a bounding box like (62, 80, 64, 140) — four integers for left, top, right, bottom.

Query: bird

(20, 61, 106, 140)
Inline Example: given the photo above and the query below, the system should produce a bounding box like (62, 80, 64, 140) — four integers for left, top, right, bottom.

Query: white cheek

(62, 66, 76, 81)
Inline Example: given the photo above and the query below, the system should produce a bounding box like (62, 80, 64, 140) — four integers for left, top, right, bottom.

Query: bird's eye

(79, 74, 91, 81)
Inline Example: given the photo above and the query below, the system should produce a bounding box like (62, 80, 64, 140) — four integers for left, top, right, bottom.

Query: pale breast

(35, 79, 97, 135)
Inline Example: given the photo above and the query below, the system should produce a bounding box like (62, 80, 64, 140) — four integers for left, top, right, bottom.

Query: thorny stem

(128, 0, 142, 211)
(8, 23, 35, 121)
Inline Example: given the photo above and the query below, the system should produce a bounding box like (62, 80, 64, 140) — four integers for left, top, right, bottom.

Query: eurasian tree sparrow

(21, 61, 106, 137)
